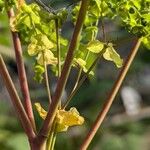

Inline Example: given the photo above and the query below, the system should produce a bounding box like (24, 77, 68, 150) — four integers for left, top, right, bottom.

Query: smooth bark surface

(80, 38, 142, 150)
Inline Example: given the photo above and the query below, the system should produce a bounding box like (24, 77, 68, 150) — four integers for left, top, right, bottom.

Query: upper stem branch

(38, 0, 89, 139)
(55, 19, 61, 78)
(62, 49, 103, 109)
(44, 62, 52, 104)
(80, 38, 142, 150)
(6, 8, 36, 131)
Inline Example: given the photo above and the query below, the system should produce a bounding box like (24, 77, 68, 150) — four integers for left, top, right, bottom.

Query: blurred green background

(0, 3, 150, 150)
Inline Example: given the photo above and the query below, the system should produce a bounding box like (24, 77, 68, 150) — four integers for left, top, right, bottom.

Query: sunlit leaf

(34, 103, 47, 119)
(34, 65, 45, 83)
(87, 40, 104, 53)
(36, 51, 57, 65)
(142, 37, 150, 49)
(73, 58, 86, 68)
(103, 44, 123, 68)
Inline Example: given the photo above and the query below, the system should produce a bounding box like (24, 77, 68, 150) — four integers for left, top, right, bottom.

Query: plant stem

(73, 69, 83, 91)
(46, 122, 56, 150)
(80, 38, 142, 150)
(55, 19, 61, 78)
(62, 49, 105, 109)
(44, 62, 52, 104)
(55, 19, 61, 108)
(6, 8, 36, 131)
(100, 0, 106, 42)
(46, 131, 54, 150)
(0, 55, 35, 139)
(63, 23, 98, 109)
(38, 0, 89, 139)
(73, 50, 90, 91)
(50, 131, 56, 150)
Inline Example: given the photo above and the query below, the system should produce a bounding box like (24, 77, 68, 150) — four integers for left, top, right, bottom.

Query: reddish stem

(80, 38, 142, 150)
(0, 55, 35, 140)
(7, 9, 36, 131)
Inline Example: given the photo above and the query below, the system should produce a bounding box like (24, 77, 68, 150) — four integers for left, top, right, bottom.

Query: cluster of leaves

(10, 0, 123, 83)
(10, 2, 69, 81)
(106, 0, 150, 49)
(0, 0, 16, 12)
(10, 3, 66, 44)
(71, 0, 123, 75)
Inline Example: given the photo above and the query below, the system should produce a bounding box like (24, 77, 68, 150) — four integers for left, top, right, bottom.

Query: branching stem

(6, 6, 36, 131)
(0, 55, 35, 139)
(80, 38, 142, 150)
(62, 49, 105, 109)
(38, 0, 89, 139)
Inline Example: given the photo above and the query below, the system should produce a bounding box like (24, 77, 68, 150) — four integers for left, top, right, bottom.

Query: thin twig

(80, 38, 142, 150)
(0, 55, 35, 139)
(38, 0, 89, 139)
(73, 69, 83, 91)
(44, 62, 52, 104)
(63, 22, 98, 109)
(55, 19, 61, 78)
(62, 49, 105, 109)
(6, 8, 36, 131)
(100, 0, 106, 42)
(50, 131, 56, 150)
(55, 19, 61, 110)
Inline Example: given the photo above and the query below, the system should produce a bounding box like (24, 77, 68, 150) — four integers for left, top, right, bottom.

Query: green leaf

(87, 40, 104, 53)
(0, 0, 4, 12)
(73, 58, 86, 69)
(142, 37, 150, 49)
(103, 44, 123, 68)
(28, 34, 54, 56)
(34, 65, 45, 83)
(36, 51, 57, 65)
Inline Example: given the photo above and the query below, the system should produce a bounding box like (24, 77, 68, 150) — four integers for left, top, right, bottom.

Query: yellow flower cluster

(35, 103, 84, 132)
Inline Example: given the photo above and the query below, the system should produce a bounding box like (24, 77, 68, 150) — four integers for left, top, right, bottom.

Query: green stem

(55, 19, 61, 78)
(55, 19, 61, 109)
(46, 122, 57, 150)
(63, 23, 100, 109)
(62, 48, 105, 109)
(41, 51, 52, 104)
(80, 38, 142, 150)
(69, 47, 90, 97)
(73, 69, 83, 91)
(38, 0, 89, 140)
(50, 131, 56, 150)
(63, 50, 90, 109)
(44, 62, 52, 104)
(46, 131, 54, 150)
